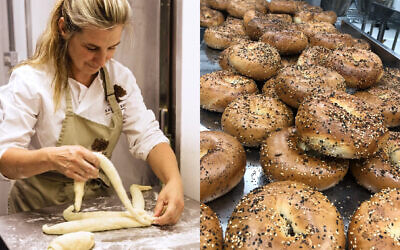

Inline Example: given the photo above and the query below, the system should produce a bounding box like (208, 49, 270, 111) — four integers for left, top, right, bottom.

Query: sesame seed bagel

(224, 181, 346, 249)
(207, 0, 228, 11)
(309, 32, 370, 50)
(267, 0, 305, 14)
(262, 76, 279, 98)
(348, 188, 400, 249)
(200, 203, 223, 250)
(374, 67, 400, 91)
(204, 17, 247, 50)
(294, 10, 337, 24)
(200, 70, 259, 112)
(200, 6, 225, 28)
(295, 91, 388, 159)
(259, 27, 308, 55)
(227, 41, 281, 81)
(296, 21, 338, 38)
(354, 88, 400, 128)
(244, 16, 290, 40)
(200, 131, 246, 202)
(351, 131, 400, 193)
(297, 46, 332, 67)
(243, 10, 292, 27)
(221, 94, 294, 147)
(226, 0, 267, 19)
(260, 127, 349, 190)
(274, 64, 346, 108)
(326, 47, 384, 89)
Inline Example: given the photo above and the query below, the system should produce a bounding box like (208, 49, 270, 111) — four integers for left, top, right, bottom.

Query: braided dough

(42, 152, 153, 234)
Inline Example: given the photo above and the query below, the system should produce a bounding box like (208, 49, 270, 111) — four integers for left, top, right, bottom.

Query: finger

(153, 203, 177, 225)
(64, 169, 87, 182)
(80, 160, 99, 179)
(153, 199, 166, 218)
(81, 149, 100, 168)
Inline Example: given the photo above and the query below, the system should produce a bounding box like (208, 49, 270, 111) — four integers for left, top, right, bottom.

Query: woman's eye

(86, 47, 97, 51)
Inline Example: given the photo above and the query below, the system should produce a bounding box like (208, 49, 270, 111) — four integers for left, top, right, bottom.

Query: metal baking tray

(200, 19, 400, 238)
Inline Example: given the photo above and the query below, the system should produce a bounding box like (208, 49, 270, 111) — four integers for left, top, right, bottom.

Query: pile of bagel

(200, 0, 400, 249)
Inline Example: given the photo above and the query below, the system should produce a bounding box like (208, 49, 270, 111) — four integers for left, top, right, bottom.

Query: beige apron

(8, 68, 123, 213)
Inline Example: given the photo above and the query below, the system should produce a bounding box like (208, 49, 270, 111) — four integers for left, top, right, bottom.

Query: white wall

(173, 0, 200, 201)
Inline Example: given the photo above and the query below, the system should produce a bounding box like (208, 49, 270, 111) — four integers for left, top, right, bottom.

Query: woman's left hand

(152, 178, 184, 225)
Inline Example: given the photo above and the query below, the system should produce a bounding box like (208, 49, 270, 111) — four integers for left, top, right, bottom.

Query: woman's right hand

(45, 145, 100, 181)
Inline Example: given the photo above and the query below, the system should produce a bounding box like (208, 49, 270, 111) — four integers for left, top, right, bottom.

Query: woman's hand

(152, 178, 184, 225)
(46, 145, 100, 181)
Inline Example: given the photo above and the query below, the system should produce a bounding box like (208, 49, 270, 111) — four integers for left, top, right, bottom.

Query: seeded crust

(227, 41, 281, 81)
(200, 6, 225, 28)
(326, 47, 384, 89)
(221, 94, 294, 147)
(295, 91, 388, 159)
(262, 76, 279, 98)
(260, 127, 349, 190)
(351, 131, 400, 193)
(200, 70, 259, 112)
(204, 17, 248, 50)
(200, 203, 223, 250)
(354, 88, 400, 128)
(374, 67, 400, 91)
(274, 64, 346, 108)
(294, 10, 337, 24)
(259, 26, 308, 55)
(207, 0, 229, 11)
(226, 0, 267, 19)
(244, 16, 290, 40)
(297, 46, 332, 67)
(200, 131, 246, 202)
(348, 188, 400, 249)
(224, 181, 346, 249)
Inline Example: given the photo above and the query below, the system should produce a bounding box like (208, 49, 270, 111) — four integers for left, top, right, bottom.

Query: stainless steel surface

(0, 188, 200, 250)
(200, 21, 400, 238)
(6, 0, 15, 51)
(24, 0, 33, 58)
(321, 0, 352, 16)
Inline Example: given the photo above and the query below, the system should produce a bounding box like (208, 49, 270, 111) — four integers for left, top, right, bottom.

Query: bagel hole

(279, 213, 296, 237)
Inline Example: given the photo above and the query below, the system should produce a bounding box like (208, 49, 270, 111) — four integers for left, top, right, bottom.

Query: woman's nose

(94, 50, 108, 67)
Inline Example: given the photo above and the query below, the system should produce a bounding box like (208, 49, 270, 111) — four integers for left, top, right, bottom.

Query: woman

(0, 0, 183, 225)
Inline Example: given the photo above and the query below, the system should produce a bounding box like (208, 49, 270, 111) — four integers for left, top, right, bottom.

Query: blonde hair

(15, 0, 131, 109)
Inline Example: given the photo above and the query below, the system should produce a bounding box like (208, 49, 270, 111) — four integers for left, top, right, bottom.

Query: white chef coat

(0, 59, 169, 180)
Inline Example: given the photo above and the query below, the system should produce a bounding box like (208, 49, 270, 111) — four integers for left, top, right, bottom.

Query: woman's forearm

(146, 142, 182, 184)
(0, 147, 53, 179)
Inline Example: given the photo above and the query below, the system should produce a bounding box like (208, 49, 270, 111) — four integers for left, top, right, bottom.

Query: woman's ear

(58, 17, 68, 38)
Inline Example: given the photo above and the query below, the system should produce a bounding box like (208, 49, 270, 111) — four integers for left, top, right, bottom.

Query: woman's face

(63, 22, 123, 81)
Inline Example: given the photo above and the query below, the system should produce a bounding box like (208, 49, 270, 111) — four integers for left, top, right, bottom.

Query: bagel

(221, 94, 294, 147)
(267, 0, 306, 14)
(374, 67, 400, 91)
(260, 127, 349, 190)
(348, 188, 400, 249)
(354, 87, 400, 128)
(200, 70, 259, 112)
(203, 17, 247, 50)
(207, 0, 228, 11)
(294, 10, 337, 24)
(243, 10, 292, 27)
(244, 16, 289, 40)
(295, 91, 388, 159)
(297, 46, 332, 67)
(201, 6, 225, 28)
(309, 32, 368, 50)
(259, 27, 308, 55)
(200, 131, 246, 202)
(218, 39, 253, 71)
(224, 181, 346, 249)
(296, 21, 337, 37)
(351, 131, 400, 193)
(261, 76, 279, 98)
(274, 64, 346, 108)
(200, 203, 223, 250)
(326, 47, 384, 89)
(227, 41, 281, 81)
(226, 0, 267, 19)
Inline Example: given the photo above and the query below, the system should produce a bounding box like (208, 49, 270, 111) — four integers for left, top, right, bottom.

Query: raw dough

(47, 231, 94, 250)
(74, 181, 85, 212)
(43, 217, 145, 234)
